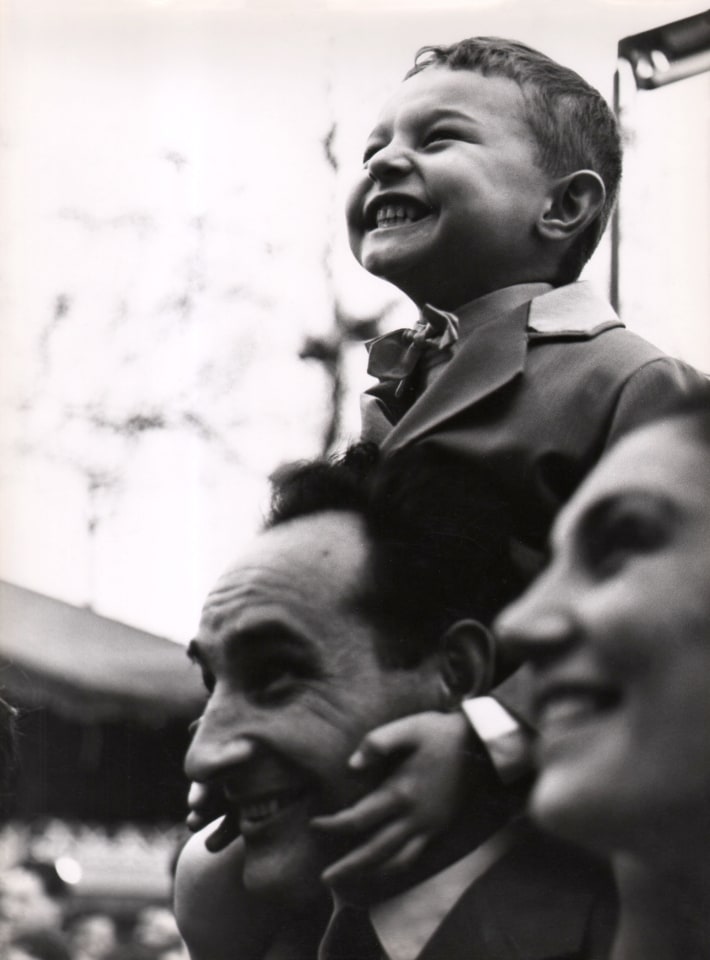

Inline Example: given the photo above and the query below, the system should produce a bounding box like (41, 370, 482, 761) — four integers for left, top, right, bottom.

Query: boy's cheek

(345, 177, 369, 237)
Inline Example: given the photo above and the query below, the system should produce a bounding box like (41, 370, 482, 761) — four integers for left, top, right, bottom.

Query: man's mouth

(238, 788, 309, 835)
(365, 196, 432, 230)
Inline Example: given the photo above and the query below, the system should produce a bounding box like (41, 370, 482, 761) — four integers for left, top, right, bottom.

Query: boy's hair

(267, 442, 523, 671)
(407, 37, 623, 283)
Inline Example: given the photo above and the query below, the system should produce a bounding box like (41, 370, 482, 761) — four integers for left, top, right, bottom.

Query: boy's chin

(357, 250, 431, 299)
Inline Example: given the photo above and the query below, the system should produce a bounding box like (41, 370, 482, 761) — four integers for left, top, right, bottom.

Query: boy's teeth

(375, 203, 423, 227)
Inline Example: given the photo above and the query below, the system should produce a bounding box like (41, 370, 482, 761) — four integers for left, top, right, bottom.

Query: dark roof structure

(0, 580, 204, 725)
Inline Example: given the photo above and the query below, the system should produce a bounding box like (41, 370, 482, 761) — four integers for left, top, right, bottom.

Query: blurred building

(0, 579, 204, 905)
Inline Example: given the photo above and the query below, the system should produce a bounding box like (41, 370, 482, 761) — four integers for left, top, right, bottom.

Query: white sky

(1, 0, 708, 642)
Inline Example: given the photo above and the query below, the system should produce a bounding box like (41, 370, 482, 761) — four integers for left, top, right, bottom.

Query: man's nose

(366, 140, 413, 183)
(494, 572, 577, 665)
(184, 700, 255, 784)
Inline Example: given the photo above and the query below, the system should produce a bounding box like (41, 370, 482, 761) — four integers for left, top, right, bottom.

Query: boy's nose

(366, 141, 413, 182)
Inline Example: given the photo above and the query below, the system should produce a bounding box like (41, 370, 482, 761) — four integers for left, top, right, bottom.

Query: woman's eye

(587, 513, 667, 576)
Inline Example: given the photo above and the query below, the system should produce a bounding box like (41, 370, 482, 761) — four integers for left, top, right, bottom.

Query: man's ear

(438, 620, 496, 703)
(537, 170, 606, 243)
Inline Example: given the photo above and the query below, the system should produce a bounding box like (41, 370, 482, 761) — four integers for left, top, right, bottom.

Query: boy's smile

(347, 67, 555, 310)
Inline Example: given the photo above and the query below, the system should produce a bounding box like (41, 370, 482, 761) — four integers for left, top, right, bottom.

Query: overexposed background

(1, 0, 708, 643)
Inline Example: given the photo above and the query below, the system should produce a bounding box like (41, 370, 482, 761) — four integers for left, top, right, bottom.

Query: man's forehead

(200, 511, 371, 630)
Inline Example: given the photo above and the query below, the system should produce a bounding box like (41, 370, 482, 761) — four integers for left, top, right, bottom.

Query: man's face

(346, 66, 553, 310)
(185, 512, 439, 899)
(495, 419, 710, 860)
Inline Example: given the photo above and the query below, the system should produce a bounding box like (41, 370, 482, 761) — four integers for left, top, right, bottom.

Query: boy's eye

(422, 127, 461, 147)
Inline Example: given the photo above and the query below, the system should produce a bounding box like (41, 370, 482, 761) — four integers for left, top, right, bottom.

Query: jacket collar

(417, 821, 615, 960)
(527, 280, 622, 339)
(381, 300, 529, 452)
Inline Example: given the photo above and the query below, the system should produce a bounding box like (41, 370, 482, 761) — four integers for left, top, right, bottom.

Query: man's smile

(237, 787, 310, 837)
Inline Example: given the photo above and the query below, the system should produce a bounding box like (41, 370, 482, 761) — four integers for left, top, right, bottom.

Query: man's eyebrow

(222, 622, 311, 658)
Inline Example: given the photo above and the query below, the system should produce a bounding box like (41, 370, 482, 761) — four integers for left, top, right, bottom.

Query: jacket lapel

(381, 302, 530, 453)
(416, 824, 614, 960)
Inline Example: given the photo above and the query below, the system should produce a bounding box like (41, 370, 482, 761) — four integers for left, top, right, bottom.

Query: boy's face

(347, 67, 554, 309)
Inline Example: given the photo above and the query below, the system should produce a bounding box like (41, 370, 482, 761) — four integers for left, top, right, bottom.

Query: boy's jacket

(362, 280, 710, 551)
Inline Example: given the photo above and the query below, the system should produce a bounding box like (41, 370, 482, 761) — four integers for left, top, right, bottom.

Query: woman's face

(495, 417, 710, 864)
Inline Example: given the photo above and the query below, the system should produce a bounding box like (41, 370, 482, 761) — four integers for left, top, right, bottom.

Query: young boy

(314, 35, 710, 887)
(352, 37, 708, 553)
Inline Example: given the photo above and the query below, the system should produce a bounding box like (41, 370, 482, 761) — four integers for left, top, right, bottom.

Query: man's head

(495, 408, 710, 864)
(186, 444, 520, 900)
(347, 37, 621, 309)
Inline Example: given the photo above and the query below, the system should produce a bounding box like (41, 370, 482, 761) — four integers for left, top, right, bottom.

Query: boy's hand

(311, 710, 473, 888)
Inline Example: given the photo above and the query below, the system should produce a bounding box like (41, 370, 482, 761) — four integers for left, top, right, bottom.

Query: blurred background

(0, 0, 708, 949)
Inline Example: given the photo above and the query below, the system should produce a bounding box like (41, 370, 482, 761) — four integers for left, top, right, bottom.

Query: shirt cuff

(461, 696, 532, 785)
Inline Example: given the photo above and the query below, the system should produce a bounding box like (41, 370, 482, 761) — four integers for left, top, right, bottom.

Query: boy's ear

(537, 170, 606, 242)
(438, 620, 496, 703)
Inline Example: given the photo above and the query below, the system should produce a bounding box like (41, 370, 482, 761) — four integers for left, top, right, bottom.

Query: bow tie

(366, 305, 460, 397)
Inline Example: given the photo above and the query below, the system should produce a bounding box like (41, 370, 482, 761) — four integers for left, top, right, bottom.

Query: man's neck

(333, 804, 510, 906)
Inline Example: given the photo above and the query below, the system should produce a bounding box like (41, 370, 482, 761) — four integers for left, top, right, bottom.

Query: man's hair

(407, 37, 622, 283)
(267, 443, 523, 670)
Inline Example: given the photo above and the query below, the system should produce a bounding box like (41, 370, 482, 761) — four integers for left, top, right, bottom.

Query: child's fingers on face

(351, 715, 422, 768)
(311, 787, 405, 834)
(321, 820, 411, 886)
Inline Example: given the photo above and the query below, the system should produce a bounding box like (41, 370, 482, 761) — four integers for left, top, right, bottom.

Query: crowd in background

(0, 857, 189, 960)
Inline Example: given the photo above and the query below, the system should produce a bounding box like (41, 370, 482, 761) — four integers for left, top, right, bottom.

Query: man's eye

(247, 663, 304, 704)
